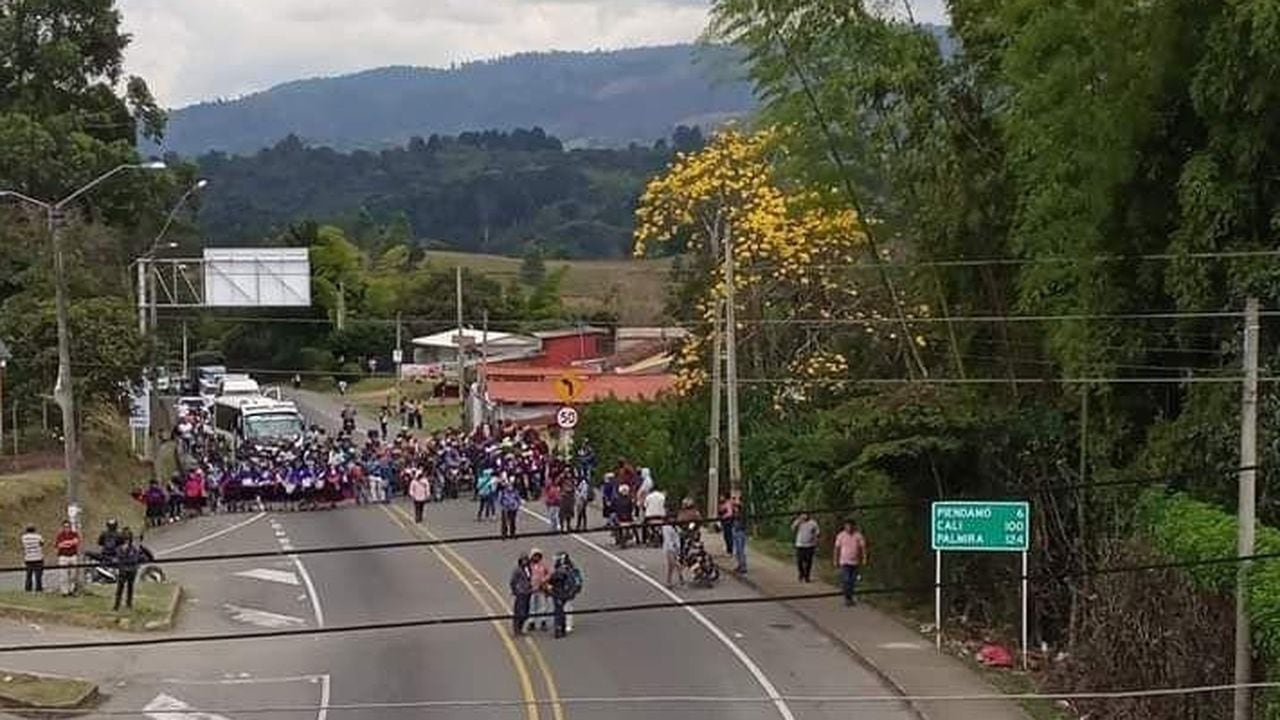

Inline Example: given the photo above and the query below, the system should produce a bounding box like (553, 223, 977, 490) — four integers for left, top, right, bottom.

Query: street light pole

(0, 340, 10, 458)
(2, 161, 167, 529)
(138, 178, 208, 336)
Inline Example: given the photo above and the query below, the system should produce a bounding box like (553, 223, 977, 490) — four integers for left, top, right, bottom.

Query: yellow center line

(390, 504, 567, 720)
(380, 505, 541, 720)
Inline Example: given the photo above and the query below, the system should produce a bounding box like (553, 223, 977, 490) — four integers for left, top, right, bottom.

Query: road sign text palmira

(931, 501, 1030, 552)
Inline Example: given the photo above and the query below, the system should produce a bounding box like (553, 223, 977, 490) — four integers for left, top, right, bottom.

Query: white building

(404, 328, 539, 379)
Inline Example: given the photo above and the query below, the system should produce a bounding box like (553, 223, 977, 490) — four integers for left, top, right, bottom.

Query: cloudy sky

(120, 0, 949, 108)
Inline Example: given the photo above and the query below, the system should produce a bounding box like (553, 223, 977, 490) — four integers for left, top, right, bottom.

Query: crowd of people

(153, 394, 867, 633)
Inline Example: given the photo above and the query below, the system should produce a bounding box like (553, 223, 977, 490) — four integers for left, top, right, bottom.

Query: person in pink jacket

(526, 548, 552, 632)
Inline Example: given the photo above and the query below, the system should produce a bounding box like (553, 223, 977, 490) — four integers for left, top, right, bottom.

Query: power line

(0, 477, 1158, 576)
(159, 309, 1269, 326)
(741, 376, 1280, 386)
(10, 682, 1280, 715)
(1, 548, 1277, 655)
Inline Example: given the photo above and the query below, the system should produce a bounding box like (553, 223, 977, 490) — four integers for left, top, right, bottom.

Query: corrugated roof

(532, 326, 610, 339)
(411, 328, 537, 349)
(487, 375, 675, 404)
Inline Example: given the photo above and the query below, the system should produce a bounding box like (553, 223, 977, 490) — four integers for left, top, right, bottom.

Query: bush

(1047, 538, 1235, 720)
(1138, 489, 1280, 716)
(576, 395, 706, 502)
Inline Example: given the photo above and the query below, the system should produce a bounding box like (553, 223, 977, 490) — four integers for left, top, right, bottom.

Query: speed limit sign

(556, 406, 579, 430)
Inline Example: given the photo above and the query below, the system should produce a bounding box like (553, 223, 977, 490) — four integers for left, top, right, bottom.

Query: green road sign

(931, 501, 1030, 552)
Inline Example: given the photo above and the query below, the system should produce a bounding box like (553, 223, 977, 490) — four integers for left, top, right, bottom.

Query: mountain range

(156, 44, 757, 156)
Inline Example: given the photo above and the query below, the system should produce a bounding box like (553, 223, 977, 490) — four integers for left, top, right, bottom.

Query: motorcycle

(86, 546, 166, 585)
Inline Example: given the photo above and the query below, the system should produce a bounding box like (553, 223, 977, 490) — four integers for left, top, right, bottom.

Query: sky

(120, 0, 949, 108)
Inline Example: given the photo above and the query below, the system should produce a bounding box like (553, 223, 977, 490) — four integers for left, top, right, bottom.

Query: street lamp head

(165, 241, 179, 249)
(141, 160, 167, 170)
(195, 179, 210, 190)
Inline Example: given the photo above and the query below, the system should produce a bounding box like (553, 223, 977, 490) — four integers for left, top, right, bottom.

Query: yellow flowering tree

(635, 128, 911, 404)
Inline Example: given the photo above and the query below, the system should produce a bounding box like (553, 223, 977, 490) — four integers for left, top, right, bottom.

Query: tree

(634, 128, 893, 400)
(519, 244, 547, 285)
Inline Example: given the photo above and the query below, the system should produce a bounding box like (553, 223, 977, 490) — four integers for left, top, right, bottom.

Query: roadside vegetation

(578, 1, 1280, 717)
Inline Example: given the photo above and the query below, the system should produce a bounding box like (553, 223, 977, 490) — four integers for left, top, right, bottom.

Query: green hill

(155, 45, 755, 156)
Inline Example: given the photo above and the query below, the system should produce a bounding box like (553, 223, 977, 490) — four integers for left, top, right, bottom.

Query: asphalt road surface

(0, 392, 914, 720)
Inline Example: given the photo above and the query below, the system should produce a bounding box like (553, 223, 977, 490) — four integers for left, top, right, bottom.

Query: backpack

(566, 565, 584, 599)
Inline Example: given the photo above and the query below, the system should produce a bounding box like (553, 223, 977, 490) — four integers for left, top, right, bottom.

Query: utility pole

(137, 260, 148, 335)
(707, 296, 723, 517)
(724, 233, 742, 493)
(481, 309, 490, 429)
(336, 281, 346, 331)
(456, 266, 466, 430)
(0, 349, 8, 458)
(50, 210, 82, 525)
(148, 262, 158, 332)
(181, 322, 189, 379)
(1235, 296, 1261, 720)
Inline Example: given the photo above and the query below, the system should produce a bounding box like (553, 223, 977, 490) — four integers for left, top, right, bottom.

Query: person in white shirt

(20, 526, 44, 593)
(643, 488, 667, 545)
(661, 514, 683, 588)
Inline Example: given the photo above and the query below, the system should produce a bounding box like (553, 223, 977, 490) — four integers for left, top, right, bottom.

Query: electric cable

(1, 547, 1274, 655)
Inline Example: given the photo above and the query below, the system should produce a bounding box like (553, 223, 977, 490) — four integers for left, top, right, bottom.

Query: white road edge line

(318, 672, 331, 720)
(156, 512, 267, 557)
(519, 508, 796, 720)
(162, 674, 323, 686)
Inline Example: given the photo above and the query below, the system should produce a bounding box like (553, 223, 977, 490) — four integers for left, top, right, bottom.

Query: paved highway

(0, 391, 915, 719)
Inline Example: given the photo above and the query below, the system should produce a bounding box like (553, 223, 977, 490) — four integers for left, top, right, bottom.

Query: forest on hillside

(157, 44, 755, 155)
(192, 126, 708, 258)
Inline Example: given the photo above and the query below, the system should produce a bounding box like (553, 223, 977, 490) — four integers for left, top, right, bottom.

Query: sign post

(930, 500, 1031, 668)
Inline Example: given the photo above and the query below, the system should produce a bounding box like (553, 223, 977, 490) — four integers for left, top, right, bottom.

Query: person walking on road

(662, 512, 684, 588)
(559, 479, 576, 534)
(574, 475, 592, 531)
(526, 549, 551, 632)
(547, 552, 583, 638)
(833, 519, 868, 606)
(20, 525, 44, 593)
(499, 481, 522, 539)
(509, 554, 533, 636)
(54, 520, 81, 596)
(409, 471, 430, 523)
(544, 481, 562, 531)
(728, 493, 748, 574)
(113, 531, 142, 611)
(476, 469, 497, 521)
(792, 513, 820, 583)
(717, 493, 734, 556)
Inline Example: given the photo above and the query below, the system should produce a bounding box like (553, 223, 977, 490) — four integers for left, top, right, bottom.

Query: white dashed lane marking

(223, 603, 307, 629)
(233, 568, 300, 586)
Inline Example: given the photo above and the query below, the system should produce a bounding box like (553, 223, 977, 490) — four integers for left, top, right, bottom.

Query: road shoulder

(734, 542, 1030, 720)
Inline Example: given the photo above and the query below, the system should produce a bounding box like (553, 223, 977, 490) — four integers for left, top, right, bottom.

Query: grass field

(423, 250, 674, 324)
(0, 671, 97, 709)
(0, 582, 179, 630)
(338, 379, 461, 434)
(0, 467, 147, 567)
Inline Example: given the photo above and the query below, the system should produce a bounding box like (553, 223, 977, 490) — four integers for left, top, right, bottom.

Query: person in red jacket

(184, 470, 206, 517)
(54, 520, 81, 596)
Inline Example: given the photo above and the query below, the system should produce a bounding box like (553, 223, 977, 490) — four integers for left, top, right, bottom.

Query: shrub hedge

(1138, 489, 1280, 715)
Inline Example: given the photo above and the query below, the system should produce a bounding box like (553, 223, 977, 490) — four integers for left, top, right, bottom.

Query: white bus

(213, 397, 305, 456)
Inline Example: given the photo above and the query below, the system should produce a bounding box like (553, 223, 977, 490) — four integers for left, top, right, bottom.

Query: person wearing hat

(526, 548, 551, 632)
(613, 484, 637, 546)
(547, 552, 584, 638)
(509, 554, 533, 635)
